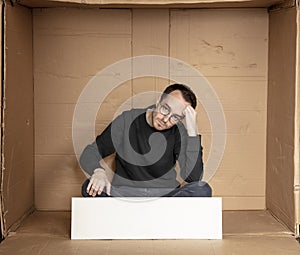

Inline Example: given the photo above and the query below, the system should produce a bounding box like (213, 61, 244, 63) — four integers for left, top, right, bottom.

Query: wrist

(94, 168, 105, 174)
(187, 127, 198, 137)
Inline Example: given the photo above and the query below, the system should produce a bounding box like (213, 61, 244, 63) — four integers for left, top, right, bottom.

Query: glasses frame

(158, 103, 185, 124)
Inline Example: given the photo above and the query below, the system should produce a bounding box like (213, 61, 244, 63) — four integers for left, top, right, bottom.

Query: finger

(186, 105, 195, 114)
(185, 106, 196, 119)
(183, 105, 192, 115)
(86, 179, 93, 192)
(89, 186, 95, 196)
(97, 185, 104, 195)
(96, 181, 105, 195)
(106, 182, 111, 196)
(92, 186, 98, 197)
(89, 184, 98, 196)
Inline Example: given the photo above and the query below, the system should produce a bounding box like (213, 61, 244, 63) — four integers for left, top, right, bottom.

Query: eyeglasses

(158, 104, 185, 124)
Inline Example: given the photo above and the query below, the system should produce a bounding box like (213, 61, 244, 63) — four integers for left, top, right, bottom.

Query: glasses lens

(170, 115, 180, 123)
(159, 104, 185, 123)
(160, 104, 170, 115)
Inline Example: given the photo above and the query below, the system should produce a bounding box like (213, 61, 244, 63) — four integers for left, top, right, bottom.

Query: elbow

(79, 147, 88, 170)
(79, 145, 94, 170)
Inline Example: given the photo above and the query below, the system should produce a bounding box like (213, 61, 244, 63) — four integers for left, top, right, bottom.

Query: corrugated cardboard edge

(0, 0, 4, 242)
(295, 0, 300, 242)
(17, 0, 286, 8)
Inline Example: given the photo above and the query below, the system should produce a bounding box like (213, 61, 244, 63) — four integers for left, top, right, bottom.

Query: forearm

(180, 135, 204, 182)
(79, 141, 102, 177)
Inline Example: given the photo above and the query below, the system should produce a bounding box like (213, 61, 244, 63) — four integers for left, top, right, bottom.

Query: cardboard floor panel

(0, 211, 299, 255)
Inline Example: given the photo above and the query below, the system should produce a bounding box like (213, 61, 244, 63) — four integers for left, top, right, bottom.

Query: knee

(198, 181, 212, 197)
(187, 181, 212, 197)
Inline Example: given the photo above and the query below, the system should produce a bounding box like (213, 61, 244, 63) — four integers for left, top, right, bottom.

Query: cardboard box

(0, 0, 299, 244)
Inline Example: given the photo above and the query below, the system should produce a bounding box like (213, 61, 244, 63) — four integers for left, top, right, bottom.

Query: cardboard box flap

(295, 0, 300, 240)
(0, 0, 4, 241)
(1, 1, 34, 236)
(18, 0, 286, 8)
(267, 6, 297, 232)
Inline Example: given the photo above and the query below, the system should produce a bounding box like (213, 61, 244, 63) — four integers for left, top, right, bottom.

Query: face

(152, 90, 190, 131)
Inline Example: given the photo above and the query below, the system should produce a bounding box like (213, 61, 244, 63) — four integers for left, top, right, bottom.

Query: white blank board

(71, 197, 222, 239)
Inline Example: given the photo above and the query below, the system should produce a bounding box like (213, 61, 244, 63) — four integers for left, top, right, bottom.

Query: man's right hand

(86, 168, 111, 197)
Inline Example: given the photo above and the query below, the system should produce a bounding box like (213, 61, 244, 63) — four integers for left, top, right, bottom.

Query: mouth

(156, 119, 166, 128)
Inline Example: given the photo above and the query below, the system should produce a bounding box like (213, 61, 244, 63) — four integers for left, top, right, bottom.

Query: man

(79, 84, 212, 197)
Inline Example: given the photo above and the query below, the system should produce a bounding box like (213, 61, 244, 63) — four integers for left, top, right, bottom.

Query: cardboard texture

(267, 6, 297, 232)
(33, 7, 268, 211)
(1, 211, 300, 254)
(17, 0, 287, 8)
(33, 7, 132, 209)
(132, 9, 170, 107)
(2, 3, 34, 233)
(0, 0, 300, 243)
(295, 3, 300, 239)
(0, 0, 3, 239)
(170, 8, 268, 210)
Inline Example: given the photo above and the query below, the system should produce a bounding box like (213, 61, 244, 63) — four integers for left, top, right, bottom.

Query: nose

(162, 114, 171, 123)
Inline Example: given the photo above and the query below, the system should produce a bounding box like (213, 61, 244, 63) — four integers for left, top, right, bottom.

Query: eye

(160, 105, 170, 114)
(170, 115, 181, 122)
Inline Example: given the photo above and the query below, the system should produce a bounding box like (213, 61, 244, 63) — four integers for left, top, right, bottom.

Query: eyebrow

(164, 103, 171, 110)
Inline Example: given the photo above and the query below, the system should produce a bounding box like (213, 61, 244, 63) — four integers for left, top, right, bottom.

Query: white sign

(71, 197, 222, 240)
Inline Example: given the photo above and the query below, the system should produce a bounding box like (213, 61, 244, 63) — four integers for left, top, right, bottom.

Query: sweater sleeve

(79, 141, 102, 177)
(79, 113, 124, 177)
(174, 125, 204, 182)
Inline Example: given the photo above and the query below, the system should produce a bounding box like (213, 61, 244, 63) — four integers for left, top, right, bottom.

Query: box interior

(1, 210, 300, 254)
(0, 0, 299, 240)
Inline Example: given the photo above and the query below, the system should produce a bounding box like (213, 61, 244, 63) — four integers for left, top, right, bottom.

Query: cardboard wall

(2, 3, 34, 231)
(33, 8, 132, 209)
(170, 8, 268, 210)
(296, 4, 300, 237)
(267, 6, 297, 231)
(0, 1, 3, 238)
(34, 7, 268, 211)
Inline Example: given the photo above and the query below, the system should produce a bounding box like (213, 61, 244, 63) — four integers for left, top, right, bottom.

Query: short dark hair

(161, 84, 197, 109)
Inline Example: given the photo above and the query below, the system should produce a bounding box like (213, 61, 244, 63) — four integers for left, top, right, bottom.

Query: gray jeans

(81, 179, 212, 197)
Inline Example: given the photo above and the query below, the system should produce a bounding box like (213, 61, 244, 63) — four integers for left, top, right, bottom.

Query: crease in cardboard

(295, 1, 300, 240)
(269, 0, 296, 11)
(8, 1, 15, 7)
(223, 231, 294, 237)
(0, 0, 6, 240)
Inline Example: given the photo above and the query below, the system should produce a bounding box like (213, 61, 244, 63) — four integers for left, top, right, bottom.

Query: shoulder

(117, 106, 152, 120)
(111, 107, 151, 128)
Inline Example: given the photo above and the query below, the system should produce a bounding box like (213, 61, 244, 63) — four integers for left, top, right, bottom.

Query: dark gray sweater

(79, 108, 203, 188)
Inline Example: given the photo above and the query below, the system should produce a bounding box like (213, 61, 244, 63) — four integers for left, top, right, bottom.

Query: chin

(153, 124, 163, 130)
(153, 120, 168, 131)
(154, 126, 165, 131)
